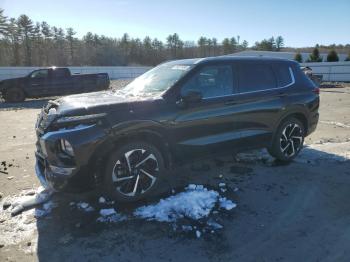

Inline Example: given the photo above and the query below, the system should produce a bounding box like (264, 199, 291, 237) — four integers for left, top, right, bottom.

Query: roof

(165, 56, 295, 66)
(232, 50, 349, 62)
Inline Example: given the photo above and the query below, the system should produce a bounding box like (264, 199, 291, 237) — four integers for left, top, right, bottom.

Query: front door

(169, 63, 241, 158)
(27, 69, 50, 96)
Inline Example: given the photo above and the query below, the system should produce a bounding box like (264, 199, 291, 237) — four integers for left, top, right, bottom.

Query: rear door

(232, 61, 288, 148)
(170, 62, 241, 156)
(27, 69, 50, 96)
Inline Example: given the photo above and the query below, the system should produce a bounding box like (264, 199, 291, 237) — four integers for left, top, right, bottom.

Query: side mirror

(182, 90, 202, 103)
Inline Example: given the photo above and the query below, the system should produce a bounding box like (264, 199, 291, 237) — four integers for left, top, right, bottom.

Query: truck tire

(103, 141, 165, 202)
(3, 88, 25, 102)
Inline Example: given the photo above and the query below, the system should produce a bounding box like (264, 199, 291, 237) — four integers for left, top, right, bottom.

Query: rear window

(238, 63, 276, 92)
(273, 64, 293, 87)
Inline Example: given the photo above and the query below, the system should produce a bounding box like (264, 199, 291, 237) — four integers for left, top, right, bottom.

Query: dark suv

(35, 57, 319, 202)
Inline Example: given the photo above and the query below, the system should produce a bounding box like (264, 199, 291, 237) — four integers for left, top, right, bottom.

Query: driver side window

(31, 69, 49, 79)
(181, 65, 234, 99)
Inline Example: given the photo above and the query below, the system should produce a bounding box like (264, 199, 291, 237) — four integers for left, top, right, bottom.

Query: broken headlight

(60, 139, 74, 157)
(55, 113, 106, 125)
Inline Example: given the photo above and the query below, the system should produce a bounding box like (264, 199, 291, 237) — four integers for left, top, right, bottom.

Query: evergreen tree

(222, 38, 232, 54)
(230, 37, 238, 52)
(275, 36, 284, 51)
(0, 8, 8, 37)
(198, 36, 207, 57)
(241, 40, 248, 50)
(7, 18, 21, 65)
(326, 50, 339, 62)
(166, 33, 183, 58)
(18, 14, 34, 65)
(307, 47, 323, 62)
(66, 27, 76, 65)
(294, 52, 303, 63)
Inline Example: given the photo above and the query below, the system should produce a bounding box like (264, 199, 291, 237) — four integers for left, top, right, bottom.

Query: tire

(3, 88, 25, 102)
(268, 117, 305, 162)
(103, 141, 165, 202)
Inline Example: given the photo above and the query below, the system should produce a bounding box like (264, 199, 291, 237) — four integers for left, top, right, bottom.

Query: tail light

(312, 87, 320, 95)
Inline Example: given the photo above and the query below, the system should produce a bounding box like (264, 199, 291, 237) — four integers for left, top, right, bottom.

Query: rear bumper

(306, 112, 319, 136)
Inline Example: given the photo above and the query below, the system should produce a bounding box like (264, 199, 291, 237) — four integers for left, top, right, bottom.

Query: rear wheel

(103, 142, 165, 202)
(3, 88, 25, 102)
(268, 117, 305, 162)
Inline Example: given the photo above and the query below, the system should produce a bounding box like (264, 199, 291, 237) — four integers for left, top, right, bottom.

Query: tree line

(294, 45, 350, 63)
(0, 9, 252, 66)
(0, 9, 349, 67)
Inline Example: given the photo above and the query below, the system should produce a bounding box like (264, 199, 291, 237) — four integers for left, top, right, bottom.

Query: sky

(1, 0, 349, 47)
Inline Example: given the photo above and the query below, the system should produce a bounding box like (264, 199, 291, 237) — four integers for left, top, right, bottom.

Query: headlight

(56, 113, 106, 124)
(60, 139, 74, 157)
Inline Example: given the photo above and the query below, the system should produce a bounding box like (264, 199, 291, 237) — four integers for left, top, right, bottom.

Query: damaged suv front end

(35, 100, 109, 192)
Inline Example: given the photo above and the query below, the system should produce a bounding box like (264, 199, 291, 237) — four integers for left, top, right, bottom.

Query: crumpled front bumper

(35, 124, 107, 192)
(35, 152, 77, 191)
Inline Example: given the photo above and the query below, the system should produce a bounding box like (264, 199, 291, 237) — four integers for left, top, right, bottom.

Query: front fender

(111, 120, 168, 138)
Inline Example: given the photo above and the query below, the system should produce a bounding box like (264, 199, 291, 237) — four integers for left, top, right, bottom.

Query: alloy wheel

(280, 123, 303, 158)
(111, 148, 159, 197)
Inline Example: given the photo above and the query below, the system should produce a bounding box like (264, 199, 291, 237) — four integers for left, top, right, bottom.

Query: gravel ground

(0, 81, 349, 262)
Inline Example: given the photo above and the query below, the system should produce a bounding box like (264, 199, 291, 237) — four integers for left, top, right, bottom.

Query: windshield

(116, 62, 193, 97)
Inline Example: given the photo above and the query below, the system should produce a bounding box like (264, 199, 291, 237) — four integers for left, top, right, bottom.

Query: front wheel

(3, 88, 25, 102)
(103, 142, 165, 202)
(268, 118, 305, 162)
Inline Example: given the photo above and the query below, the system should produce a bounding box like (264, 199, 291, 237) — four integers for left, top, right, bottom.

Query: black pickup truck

(0, 67, 110, 102)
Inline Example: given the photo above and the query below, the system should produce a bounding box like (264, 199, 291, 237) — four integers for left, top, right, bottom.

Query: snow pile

(76, 202, 94, 212)
(0, 187, 54, 246)
(219, 197, 237, 210)
(134, 184, 236, 223)
(96, 208, 126, 223)
(35, 200, 57, 218)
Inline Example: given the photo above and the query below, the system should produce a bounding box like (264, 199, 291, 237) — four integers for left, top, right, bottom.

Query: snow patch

(35, 200, 57, 218)
(0, 187, 54, 245)
(134, 185, 236, 224)
(100, 208, 116, 217)
(97, 208, 126, 223)
(219, 197, 237, 210)
(134, 186, 220, 222)
(98, 197, 106, 204)
(76, 202, 94, 212)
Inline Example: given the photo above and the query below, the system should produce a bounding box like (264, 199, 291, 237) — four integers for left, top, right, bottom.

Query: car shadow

(34, 145, 349, 261)
(0, 98, 57, 110)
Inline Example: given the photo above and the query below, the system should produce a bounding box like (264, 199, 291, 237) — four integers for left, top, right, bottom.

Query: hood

(55, 90, 160, 115)
(2, 77, 26, 84)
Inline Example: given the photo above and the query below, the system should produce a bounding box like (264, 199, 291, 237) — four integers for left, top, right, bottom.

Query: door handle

(225, 100, 238, 105)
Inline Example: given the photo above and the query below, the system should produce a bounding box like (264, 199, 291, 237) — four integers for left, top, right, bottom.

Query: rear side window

(53, 69, 69, 78)
(181, 65, 234, 99)
(238, 63, 276, 92)
(273, 64, 293, 87)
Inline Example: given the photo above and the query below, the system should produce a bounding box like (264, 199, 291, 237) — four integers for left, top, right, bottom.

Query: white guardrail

(300, 61, 350, 82)
(0, 62, 349, 82)
(0, 66, 152, 81)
